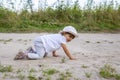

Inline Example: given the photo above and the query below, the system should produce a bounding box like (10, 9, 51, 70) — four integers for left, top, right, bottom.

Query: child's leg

(27, 44, 45, 59)
(26, 46, 36, 53)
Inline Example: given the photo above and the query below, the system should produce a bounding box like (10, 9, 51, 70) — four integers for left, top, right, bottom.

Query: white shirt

(35, 34, 66, 53)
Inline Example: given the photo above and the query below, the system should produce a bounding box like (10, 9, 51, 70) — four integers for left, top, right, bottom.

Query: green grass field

(0, 0, 120, 33)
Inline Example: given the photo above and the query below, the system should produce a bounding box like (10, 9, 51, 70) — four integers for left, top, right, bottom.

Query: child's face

(64, 33, 75, 42)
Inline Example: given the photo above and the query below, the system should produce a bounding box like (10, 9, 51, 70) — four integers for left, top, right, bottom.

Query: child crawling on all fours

(14, 26, 78, 60)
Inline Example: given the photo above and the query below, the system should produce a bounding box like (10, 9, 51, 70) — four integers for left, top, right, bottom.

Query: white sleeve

(60, 36, 66, 44)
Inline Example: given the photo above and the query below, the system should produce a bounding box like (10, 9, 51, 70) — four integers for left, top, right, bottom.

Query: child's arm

(61, 43, 76, 60)
(52, 51, 59, 57)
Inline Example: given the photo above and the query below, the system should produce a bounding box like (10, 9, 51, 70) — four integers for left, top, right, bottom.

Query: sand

(0, 33, 120, 80)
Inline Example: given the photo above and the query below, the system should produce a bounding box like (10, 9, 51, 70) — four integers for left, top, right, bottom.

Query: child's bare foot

(14, 51, 28, 60)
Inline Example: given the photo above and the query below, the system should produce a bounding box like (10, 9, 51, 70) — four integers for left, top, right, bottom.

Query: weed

(29, 68, 37, 73)
(58, 71, 72, 80)
(6, 39, 13, 42)
(0, 64, 13, 72)
(115, 74, 120, 80)
(28, 74, 37, 80)
(17, 73, 25, 80)
(24, 40, 27, 42)
(43, 68, 59, 75)
(81, 64, 88, 68)
(17, 39, 22, 41)
(3, 41, 7, 44)
(57, 70, 72, 80)
(2, 73, 9, 79)
(61, 57, 66, 63)
(16, 68, 23, 74)
(100, 64, 120, 80)
(65, 71, 72, 77)
(38, 76, 43, 80)
(1, 39, 13, 44)
(0, 39, 4, 42)
(58, 73, 67, 80)
(85, 72, 92, 78)
(99, 64, 116, 79)
(46, 76, 51, 80)
(74, 78, 80, 80)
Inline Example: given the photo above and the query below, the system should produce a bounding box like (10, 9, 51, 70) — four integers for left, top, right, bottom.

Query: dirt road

(0, 33, 120, 80)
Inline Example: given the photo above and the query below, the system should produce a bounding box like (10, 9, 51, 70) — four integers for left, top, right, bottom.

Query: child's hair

(60, 32, 75, 39)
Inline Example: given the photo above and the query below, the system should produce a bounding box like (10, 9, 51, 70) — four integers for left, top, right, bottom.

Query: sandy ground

(0, 33, 120, 80)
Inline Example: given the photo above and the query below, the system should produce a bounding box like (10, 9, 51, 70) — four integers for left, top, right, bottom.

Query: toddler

(14, 26, 78, 60)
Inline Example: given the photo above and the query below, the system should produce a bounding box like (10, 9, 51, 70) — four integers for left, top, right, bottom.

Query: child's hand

(53, 55, 59, 57)
(69, 57, 77, 60)
(52, 51, 59, 57)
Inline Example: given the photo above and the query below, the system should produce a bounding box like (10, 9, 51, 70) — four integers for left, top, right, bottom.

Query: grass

(23, 40, 28, 42)
(0, 39, 5, 42)
(0, 61, 120, 80)
(43, 68, 59, 75)
(85, 72, 92, 78)
(99, 64, 120, 80)
(43, 68, 59, 80)
(60, 57, 66, 63)
(0, 0, 120, 33)
(17, 39, 22, 41)
(81, 64, 88, 68)
(28, 74, 37, 80)
(16, 68, 23, 74)
(58, 71, 72, 80)
(115, 74, 120, 80)
(29, 68, 37, 73)
(17, 74, 25, 80)
(0, 39, 13, 44)
(2, 73, 9, 79)
(99, 64, 115, 78)
(65, 70, 72, 77)
(58, 73, 68, 80)
(0, 64, 13, 72)
(0, 64, 74, 80)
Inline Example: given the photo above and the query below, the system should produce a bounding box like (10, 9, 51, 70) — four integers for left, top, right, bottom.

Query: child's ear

(61, 32, 66, 35)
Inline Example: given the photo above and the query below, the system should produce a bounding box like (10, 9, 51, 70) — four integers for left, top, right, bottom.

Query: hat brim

(60, 31, 78, 38)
